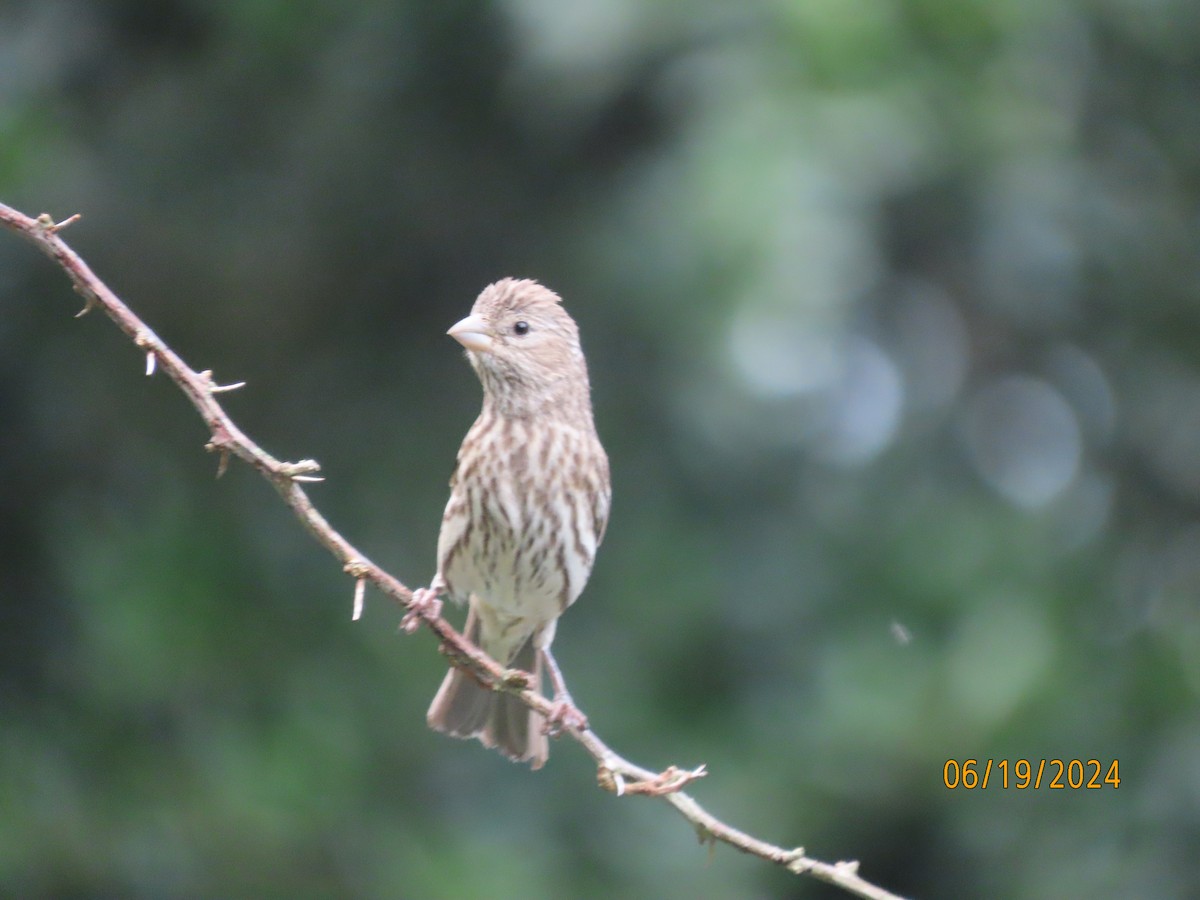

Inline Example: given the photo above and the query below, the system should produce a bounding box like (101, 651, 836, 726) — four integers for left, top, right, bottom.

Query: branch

(0, 201, 907, 900)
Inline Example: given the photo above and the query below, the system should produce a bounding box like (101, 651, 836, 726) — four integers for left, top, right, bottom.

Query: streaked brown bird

(417, 278, 610, 768)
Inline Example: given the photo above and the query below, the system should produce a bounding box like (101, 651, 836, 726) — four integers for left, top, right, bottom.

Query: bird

(414, 278, 610, 768)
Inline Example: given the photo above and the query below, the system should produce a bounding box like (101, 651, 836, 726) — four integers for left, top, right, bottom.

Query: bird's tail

(426, 608, 548, 769)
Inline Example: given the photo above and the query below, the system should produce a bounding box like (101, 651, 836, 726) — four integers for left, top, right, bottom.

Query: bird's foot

(401, 581, 444, 633)
(540, 644, 588, 734)
(543, 696, 589, 736)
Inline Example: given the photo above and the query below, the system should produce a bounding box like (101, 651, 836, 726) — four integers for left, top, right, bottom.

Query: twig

(0, 201, 907, 900)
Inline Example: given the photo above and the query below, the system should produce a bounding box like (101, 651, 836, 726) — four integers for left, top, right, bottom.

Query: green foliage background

(2, 2, 1198, 897)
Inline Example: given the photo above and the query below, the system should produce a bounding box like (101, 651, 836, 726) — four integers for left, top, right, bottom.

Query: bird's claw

(543, 697, 589, 736)
(402, 585, 444, 633)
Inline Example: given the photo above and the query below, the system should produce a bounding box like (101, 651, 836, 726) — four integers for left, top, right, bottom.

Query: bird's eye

(512, 321, 530, 336)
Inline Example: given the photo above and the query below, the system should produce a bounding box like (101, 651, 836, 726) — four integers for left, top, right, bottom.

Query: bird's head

(449, 278, 591, 418)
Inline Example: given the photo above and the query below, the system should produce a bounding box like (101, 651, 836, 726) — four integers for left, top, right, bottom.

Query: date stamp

(943, 758, 1120, 790)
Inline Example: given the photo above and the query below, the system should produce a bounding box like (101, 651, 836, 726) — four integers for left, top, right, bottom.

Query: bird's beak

(447, 313, 492, 353)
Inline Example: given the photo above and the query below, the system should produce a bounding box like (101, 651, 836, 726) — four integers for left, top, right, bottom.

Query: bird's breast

(437, 417, 603, 626)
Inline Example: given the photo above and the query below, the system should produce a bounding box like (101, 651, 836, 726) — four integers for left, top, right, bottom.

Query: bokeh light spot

(962, 376, 1082, 509)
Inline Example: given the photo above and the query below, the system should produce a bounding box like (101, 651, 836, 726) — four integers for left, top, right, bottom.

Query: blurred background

(2, 1, 1198, 897)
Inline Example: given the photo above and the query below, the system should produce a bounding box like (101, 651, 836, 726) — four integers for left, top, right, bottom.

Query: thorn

(199, 369, 247, 394)
(352, 577, 366, 620)
(787, 851, 813, 874)
(278, 459, 324, 483)
(343, 560, 372, 620)
(618, 763, 707, 797)
(73, 289, 96, 317)
(279, 459, 322, 476)
(49, 213, 82, 232)
(145, 350, 157, 376)
(204, 428, 234, 473)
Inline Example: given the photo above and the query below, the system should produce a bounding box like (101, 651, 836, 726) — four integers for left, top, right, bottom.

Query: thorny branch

(0, 201, 907, 900)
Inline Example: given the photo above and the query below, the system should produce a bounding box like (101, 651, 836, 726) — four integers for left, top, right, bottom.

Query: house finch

(417, 278, 610, 768)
